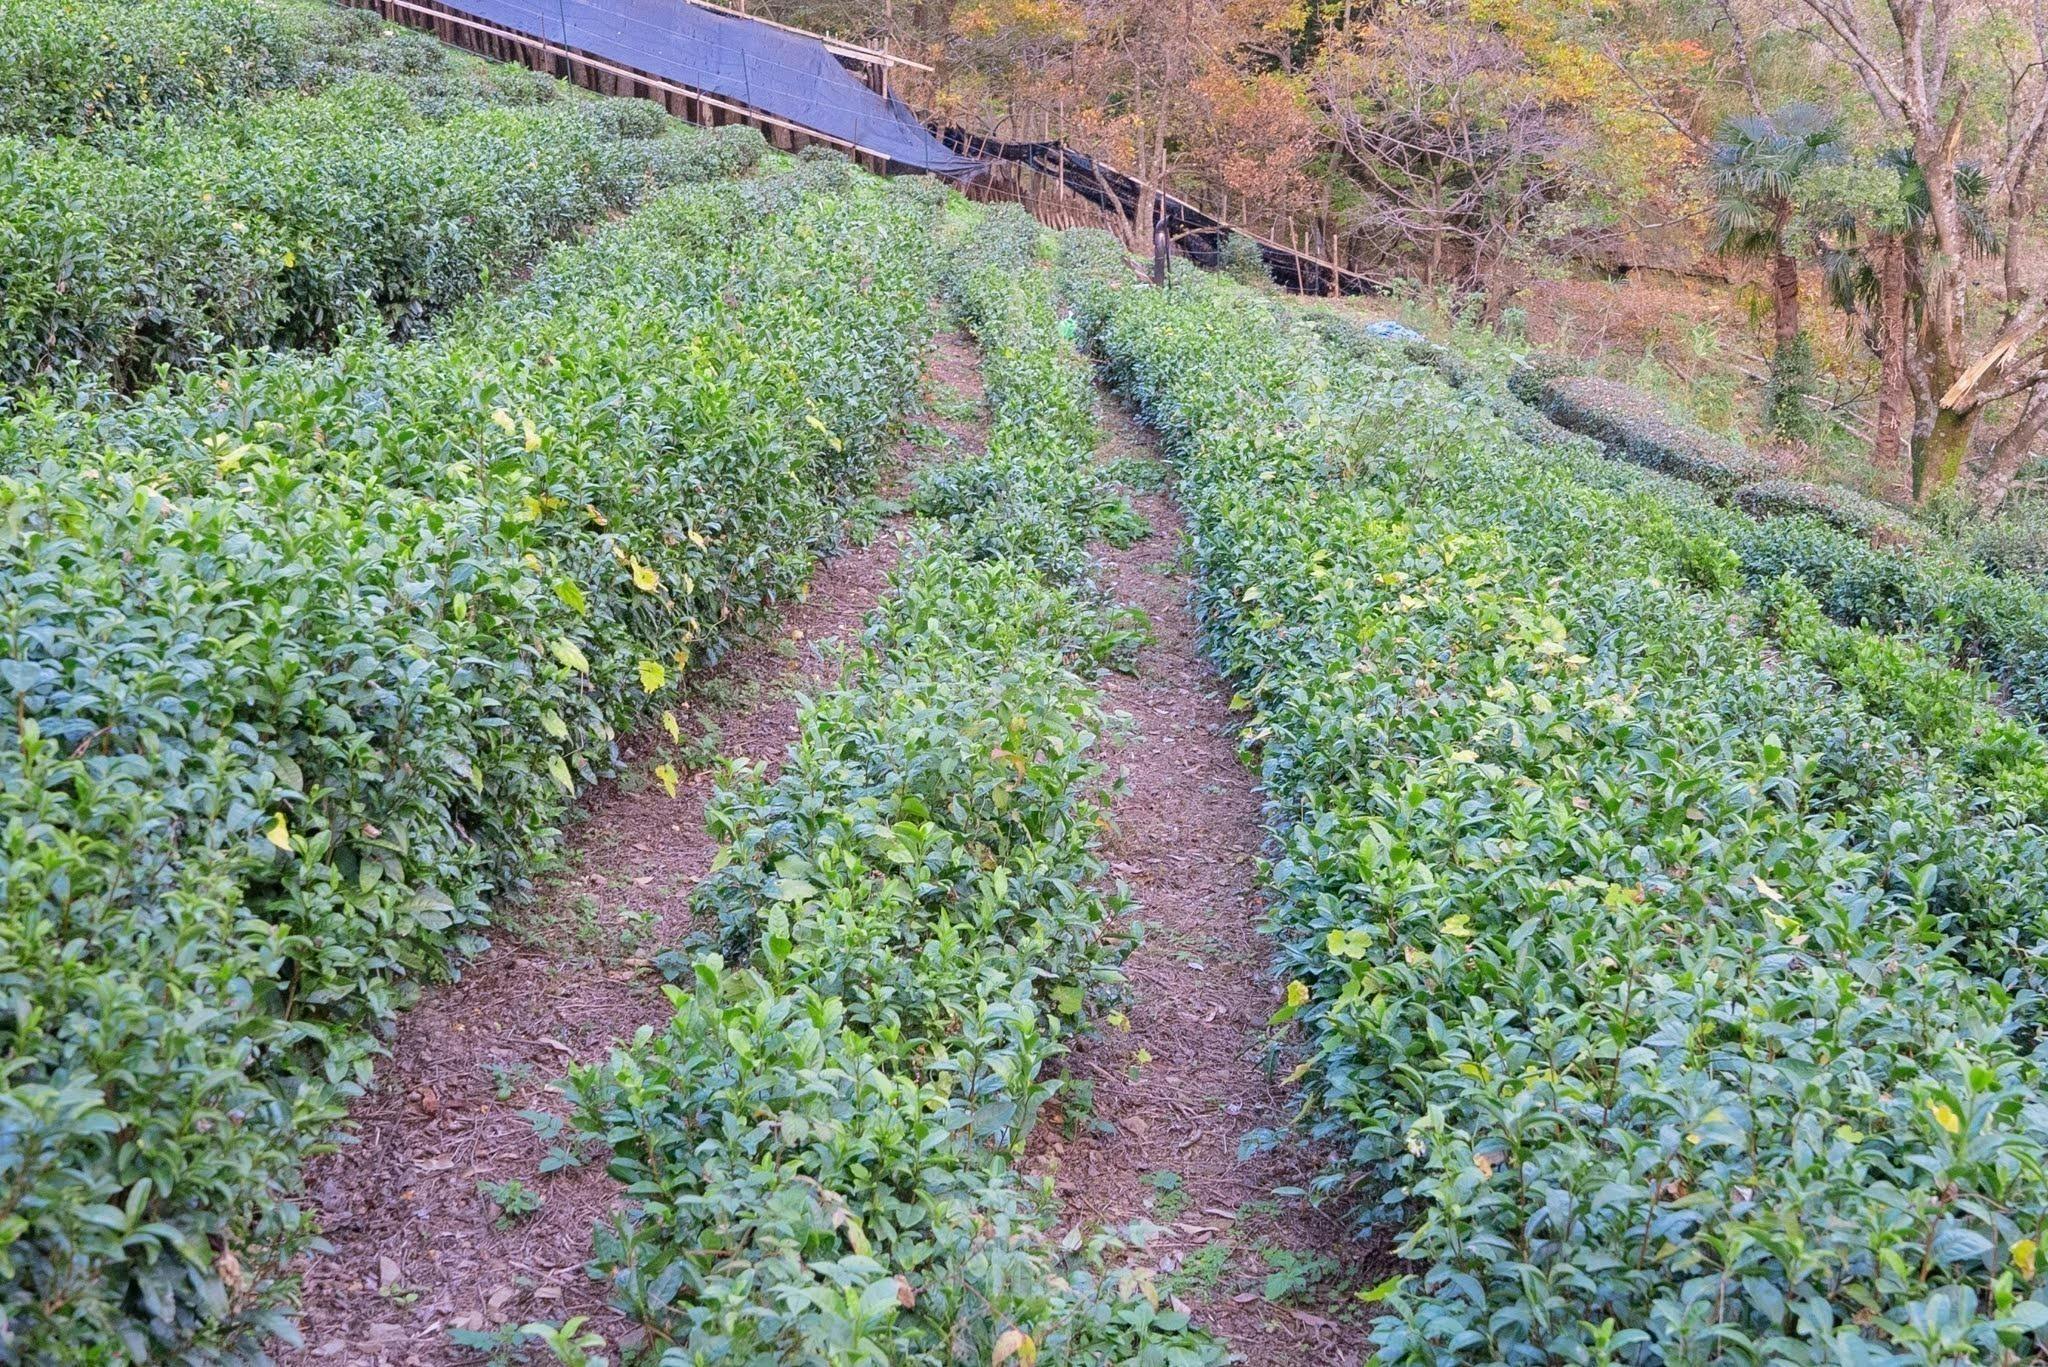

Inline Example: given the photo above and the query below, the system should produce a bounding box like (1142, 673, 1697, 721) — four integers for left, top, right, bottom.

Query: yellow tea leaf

(549, 639, 590, 675)
(992, 1329, 1036, 1367)
(638, 660, 667, 693)
(264, 812, 291, 851)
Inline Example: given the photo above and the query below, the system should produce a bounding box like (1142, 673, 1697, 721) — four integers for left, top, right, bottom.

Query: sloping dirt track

(1032, 400, 1380, 1365)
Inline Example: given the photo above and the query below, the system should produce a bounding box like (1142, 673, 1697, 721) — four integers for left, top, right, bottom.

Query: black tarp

(939, 129, 1371, 295)
(441, 0, 984, 175)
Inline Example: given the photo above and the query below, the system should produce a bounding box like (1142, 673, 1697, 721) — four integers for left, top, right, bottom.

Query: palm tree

(1709, 103, 1843, 354)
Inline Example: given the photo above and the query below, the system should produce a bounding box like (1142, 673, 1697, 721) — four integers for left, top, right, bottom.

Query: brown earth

(1030, 399, 1390, 1365)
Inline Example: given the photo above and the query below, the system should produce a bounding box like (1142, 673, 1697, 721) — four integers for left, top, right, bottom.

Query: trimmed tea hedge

(0, 0, 342, 136)
(1731, 476, 1920, 545)
(0, 75, 755, 387)
(1062, 236, 2048, 1364)
(914, 204, 1150, 589)
(1329, 321, 2048, 732)
(0, 166, 933, 1361)
(563, 204, 1218, 1365)
(1508, 365, 1771, 490)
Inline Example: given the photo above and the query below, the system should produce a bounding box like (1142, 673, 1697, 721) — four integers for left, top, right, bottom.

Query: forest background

(758, 0, 2048, 531)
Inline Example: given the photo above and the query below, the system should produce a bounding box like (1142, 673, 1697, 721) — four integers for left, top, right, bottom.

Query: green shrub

(0, 0, 322, 136)
(1962, 492, 2048, 585)
(0, 168, 934, 1361)
(914, 204, 1148, 610)
(1510, 365, 1771, 488)
(1217, 231, 1270, 285)
(578, 93, 674, 139)
(0, 76, 747, 386)
(1061, 233, 2048, 1364)
(1765, 331, 1820, 439)
(1317, 314, 1593, 455)
(1734, 475, 1922, 545)
(1353, 326, 2048, 733)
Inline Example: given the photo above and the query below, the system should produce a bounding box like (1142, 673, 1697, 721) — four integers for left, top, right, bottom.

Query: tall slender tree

(1708, 102, 1842, 353)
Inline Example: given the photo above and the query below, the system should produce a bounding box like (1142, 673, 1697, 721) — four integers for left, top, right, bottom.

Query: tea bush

(1061, 235, 2048, 1364)
(1329, 317, 2048, 736)
(1508, 366, 1771, 490)
(0, 0, 344, 136)
(0, 168, 933, 1360)
(915, 205, 1149, 600)
(562, 210, 1219, 1366)
(0, 75, 754, 387)
(1732, 475, 1922, 545)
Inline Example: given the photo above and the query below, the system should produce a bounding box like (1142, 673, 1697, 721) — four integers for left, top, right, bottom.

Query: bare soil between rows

(1031, 398, 1389, 1364)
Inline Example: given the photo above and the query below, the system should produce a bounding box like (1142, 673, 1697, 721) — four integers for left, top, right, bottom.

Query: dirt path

(284, 330, 988, 1367)
(1032, 400, 1378, 1365)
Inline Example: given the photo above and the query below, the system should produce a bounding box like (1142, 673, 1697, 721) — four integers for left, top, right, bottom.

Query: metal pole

(1152, 203, 1169, 287)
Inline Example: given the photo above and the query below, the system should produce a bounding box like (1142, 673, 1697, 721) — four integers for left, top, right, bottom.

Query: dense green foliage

(0, 0, 332, 136)
(1063, 235, 2048, 1364)
(0, 166, 931, 1361)
(914, 205, 1150, 592)
(0, 70, 755, 387)
(1730, 476, 1912, 542)
(1356, 327, 2048, 729)
(563, 206, 1218, 1366)
(1509, 367, 1771, 490)
(1506, 365, 1920, 546)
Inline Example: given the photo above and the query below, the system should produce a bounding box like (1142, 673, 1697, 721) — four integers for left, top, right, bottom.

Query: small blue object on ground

(1361, 320, 1426, 344)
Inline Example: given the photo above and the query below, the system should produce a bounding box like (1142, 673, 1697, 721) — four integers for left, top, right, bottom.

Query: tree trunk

(1771, 250, 1801, 351)
(1916, 403, 1977, 499)
(1770, 202, 1799, 350)
(1874, 235, 1910, 477)
(1129, 180, 1155, 252)
(1976, 389, 2048, 515)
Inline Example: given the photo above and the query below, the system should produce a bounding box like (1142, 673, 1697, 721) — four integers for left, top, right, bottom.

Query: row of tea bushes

(0, 165, 933, 1361)
(1061, 237, 2048, 1364)
(912, 203, 1149, 590)
(1314, 320, 2048, 809)
(0, 75, 757, 387)
(0, 0, 346, 136)
(1320, 318, 2048, 1016)
(1326, 317, 2048, 739)
(561, 207, 1219, 1366)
